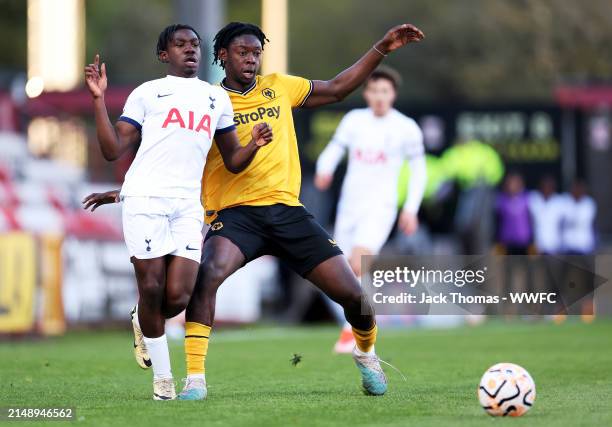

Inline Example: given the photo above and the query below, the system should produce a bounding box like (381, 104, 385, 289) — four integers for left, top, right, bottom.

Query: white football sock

(143, 334, 172, 379)
(187, 373, 205, 382)
(354, 346, 376, 356)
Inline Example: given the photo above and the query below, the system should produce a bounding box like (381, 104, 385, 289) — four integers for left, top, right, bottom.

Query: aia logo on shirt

(162, 108, 211, 138)
(353, 149, 387, 164)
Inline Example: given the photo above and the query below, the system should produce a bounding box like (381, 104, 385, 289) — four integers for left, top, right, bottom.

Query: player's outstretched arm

(82, 189, 121, 212)
(314, 113, 353, 190)
(314, 141, 345, 191)
(303, 24, 424, 108)
(84, 54, 140, 161)
(215, 123, 273, 173)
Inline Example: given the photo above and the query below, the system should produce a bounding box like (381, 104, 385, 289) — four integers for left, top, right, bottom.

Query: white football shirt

(528, 191, 565, 254)
(316, 108, 426, 213)
(119, 75, 235, 199)
(560, 194, 597, 253)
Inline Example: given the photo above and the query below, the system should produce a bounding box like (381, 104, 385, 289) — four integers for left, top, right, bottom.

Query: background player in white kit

(83, 24, 272, 399)
(315, 67, 426, 353)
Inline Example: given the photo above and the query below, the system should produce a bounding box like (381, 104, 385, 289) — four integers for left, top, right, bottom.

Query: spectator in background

(445, 140, 504, 254)
(560, 180, 597, 321)
(528, 176, 564, 315)
(495, 172, 532, 255)
(561, 180, 596, 255)
(528, 175, 564, 255)
(495, 172, 532, 314)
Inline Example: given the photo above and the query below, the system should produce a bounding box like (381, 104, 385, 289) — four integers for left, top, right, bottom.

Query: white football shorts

(121, 196, 204, 263)
(334, 205, 397, 256)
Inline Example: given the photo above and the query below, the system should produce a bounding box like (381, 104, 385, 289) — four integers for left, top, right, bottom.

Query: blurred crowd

(496, 173, 596, 257)
(493, 173, 597, 317)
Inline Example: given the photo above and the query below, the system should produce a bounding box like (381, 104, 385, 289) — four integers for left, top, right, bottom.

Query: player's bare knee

(138, 279, 164, 303)
(201, 259, 232, 291)
(165, 288, 190, 314)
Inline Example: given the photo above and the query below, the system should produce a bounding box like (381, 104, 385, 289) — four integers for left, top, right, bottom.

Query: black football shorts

(204, 204, 343, 277)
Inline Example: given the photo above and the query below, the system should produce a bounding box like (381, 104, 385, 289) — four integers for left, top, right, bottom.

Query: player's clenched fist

(252, 122, 273, 147)
(84, 54, 108, 99)
(376, 24, 424, 55)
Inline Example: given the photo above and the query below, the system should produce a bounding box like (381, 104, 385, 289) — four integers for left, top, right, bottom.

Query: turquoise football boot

(177, 377, 207, 400)
(352, 348, 388, 396)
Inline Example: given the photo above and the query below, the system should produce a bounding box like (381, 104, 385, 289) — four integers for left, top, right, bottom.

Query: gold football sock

(352, 324, 377, 353)
(185, 322, 211, 375)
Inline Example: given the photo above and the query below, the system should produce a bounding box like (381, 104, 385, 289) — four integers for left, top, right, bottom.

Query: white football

(478, 363, 536, 417)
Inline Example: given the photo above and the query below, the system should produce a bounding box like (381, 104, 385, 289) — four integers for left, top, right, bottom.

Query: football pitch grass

(1, 320, 611, 427)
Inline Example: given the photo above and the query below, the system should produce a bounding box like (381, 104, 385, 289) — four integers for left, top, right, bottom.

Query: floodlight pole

(261, 0, 288, 75)
(175, 0, 226, 84)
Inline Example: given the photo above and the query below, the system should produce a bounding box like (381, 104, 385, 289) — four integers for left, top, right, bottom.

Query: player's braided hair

(213, 22, 269, 69)
(156, 24, 202, 60)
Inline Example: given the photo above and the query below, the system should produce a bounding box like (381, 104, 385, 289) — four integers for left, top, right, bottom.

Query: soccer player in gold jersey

(180, 22, 423, 400)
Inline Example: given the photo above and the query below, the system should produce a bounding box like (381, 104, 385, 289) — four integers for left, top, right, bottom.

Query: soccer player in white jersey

(315, 67, 427, 353)
(83, 24, 272, 399)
